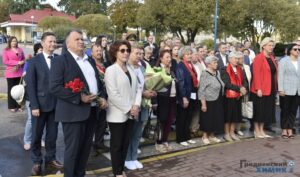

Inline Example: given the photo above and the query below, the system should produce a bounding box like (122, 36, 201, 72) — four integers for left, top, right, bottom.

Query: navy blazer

(25, 53, 57, 112)
(176, 62, 194, 105)
(49, 50, 105, 122)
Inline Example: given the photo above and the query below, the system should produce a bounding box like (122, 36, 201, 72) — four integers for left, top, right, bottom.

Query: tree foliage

(74, 14, 112, 37)
(38, 16, 73, 30)
(108, 0, 141, 32)
(52, 25, 74, 40)
(0, 1, 9, 23)
(216, 0, 300, 48)
(58, 0, 111, 17)
(0, 0, 41, 22)
(137, 0, 214, 44)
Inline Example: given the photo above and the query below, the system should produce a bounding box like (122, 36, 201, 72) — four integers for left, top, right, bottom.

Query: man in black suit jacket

(144, 35, 159, 64)
(49, 29, 107, 177)
(26, 32, 62, 175)
(216, 42, 228, 70)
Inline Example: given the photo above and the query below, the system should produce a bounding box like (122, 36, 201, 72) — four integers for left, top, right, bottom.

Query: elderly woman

(221, 51, 248, 142)
(278, 43, 300, 139)
(105, 40, 142, 177)
(2, 36, 25, 112)
(236, 51, 252, 136)
(155, 49, 177, 152)
(250, 37, 277, 138)
(199, 56, 225, 145)
(176, 46, 198, 146)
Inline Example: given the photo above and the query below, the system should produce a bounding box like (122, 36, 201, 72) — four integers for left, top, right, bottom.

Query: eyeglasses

(119, 49, 131, 53)
(292, 48, 300, 52)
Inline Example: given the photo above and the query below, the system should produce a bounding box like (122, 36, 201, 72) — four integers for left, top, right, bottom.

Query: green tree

(108, 0, 141, 33)
(52, 25, 74, 40)
(136, 0, 214, 44)
(8, 0, 40, 14)
(38, 16, 73, 31)
(58, 0, 111, 17)
(0, 1, 9, 23)
(218, 0, 300, 48)
(74, 14, 112, 37)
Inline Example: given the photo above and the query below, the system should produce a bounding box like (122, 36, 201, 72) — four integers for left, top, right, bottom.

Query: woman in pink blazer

(2, 36, 25, 112)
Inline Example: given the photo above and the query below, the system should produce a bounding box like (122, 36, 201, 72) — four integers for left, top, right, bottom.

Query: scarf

(225, 64, 243, 98)
(183, 61, 198, 88)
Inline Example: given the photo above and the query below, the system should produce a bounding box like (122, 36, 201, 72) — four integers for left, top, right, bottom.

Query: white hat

(10, 85, 25, 104)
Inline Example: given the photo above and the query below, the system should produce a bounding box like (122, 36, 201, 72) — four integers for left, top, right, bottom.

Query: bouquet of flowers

(64, 78, 84, 93)
(144, 66, 172, 91)
(65, 78, 104, 106)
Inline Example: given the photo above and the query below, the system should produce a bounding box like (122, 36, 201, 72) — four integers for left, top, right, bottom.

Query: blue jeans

(24, 101, 32, 144)
(23, 101, 46, 145)
(126, 107, 149, 161)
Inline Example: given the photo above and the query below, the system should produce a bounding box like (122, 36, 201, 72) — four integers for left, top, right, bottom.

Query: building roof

(8, 8, 76, 24)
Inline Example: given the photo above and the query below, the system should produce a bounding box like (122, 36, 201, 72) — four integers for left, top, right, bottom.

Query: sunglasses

(292, 48, 300, 51)
(119, 49, 131, 53)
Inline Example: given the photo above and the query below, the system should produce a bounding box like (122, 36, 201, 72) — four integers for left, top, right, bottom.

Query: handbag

(241, 95, 253, 119)
(10, 76, 26, 106)
(142, 109, 158, 140)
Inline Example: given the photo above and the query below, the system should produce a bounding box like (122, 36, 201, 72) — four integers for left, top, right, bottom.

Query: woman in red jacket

(250, 37, 277, 138)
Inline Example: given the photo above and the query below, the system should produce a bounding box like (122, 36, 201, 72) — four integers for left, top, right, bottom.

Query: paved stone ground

(88, 137, 300, 177)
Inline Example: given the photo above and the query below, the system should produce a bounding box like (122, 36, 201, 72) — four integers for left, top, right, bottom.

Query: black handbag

(143, 109, 158, 140)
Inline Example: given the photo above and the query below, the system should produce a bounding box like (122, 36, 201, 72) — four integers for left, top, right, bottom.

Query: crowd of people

(2, 30, 300, 177)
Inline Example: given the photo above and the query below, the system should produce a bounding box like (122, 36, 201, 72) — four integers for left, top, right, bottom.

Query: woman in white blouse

(104, 40, 142, 177)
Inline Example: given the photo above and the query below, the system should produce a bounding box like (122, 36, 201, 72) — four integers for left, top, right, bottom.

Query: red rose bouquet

(64, 78, 84, 93)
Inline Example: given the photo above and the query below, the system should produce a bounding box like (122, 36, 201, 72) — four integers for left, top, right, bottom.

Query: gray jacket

(278, 56, 300, 96)
(198, 70, 225, 101)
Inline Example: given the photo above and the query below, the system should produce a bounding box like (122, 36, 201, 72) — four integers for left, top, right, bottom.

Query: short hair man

(26, 32, 62, 175)
(49, 29, 107, 177)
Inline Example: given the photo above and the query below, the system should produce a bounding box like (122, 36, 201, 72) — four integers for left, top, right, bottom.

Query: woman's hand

(183, 97, 189, 108)
(257, 89, 262, 97)
(143, 90, 157, 99)
(201, 104, 207, 112)
(240, 87, 247, 95)
(279, 91, 285, 97)
(18, 61, 25, 65)
(130, 105, 140, 119)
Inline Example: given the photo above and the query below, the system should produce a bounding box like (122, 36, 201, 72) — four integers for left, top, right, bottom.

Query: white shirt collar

(68, 49, 88, 61)
(43, 51, 53, 59)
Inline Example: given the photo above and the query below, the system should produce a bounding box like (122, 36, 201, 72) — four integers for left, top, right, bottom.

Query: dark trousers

(280, 95, 299, 129)
(94, 110, 107, 146)
(109, 119, 134, 175)
(157, 97, 176, 144)
(176, 99, 196, 143)
(62, 107, 97, 177)
(31, 110, 57, 164)
(7, 77, 21, 109)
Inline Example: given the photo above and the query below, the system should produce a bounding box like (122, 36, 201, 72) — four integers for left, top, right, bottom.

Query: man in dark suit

(144, 35, 159, 64)
(26, 32, 62, 175)
(49, 29, 107, 177)
(216, 42, 228, 70)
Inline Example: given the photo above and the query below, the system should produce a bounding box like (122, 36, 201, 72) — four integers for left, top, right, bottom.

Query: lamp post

(30, 15, 34, 44)
(213, 0, 218, 51)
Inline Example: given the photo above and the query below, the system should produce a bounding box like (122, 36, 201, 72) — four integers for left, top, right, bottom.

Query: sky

(40, 0, 60, 10)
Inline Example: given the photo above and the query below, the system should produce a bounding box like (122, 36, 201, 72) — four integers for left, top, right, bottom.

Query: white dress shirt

(68, 50, 98, 95)
(43, 52, 53, 69)
(220, 53, 227, 66)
